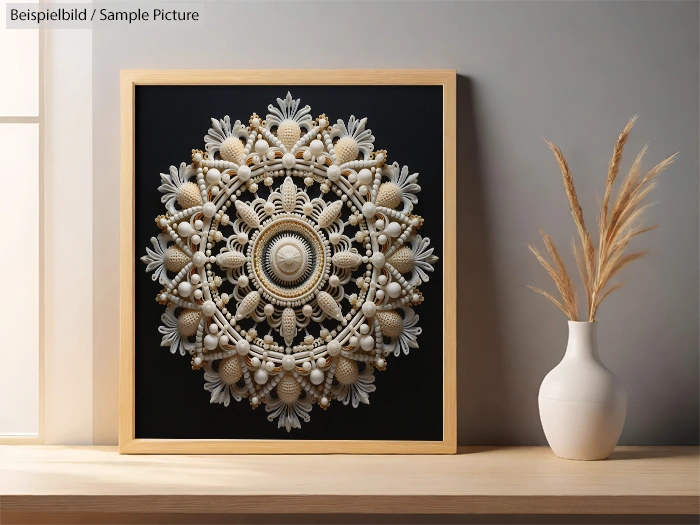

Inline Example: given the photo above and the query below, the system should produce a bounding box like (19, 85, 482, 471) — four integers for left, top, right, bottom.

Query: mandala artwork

(141, 93, 439, 431)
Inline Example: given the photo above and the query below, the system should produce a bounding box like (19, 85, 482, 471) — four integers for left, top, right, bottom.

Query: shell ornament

(141, 93, 438, 431)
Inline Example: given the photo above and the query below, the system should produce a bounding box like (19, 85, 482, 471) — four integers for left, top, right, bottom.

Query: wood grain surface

(0, 446, 697, 517)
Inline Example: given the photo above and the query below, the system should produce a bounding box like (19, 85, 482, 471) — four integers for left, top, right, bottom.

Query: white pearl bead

(378, 234, 388, 245)
(204, 334, 219, 351)
(360, 335, 374, 351)
(236, 339, 250, 356)
(327, 341, 341, 356)
(251, 356, 261, 368)
(264, 303, 274, 316)
(177, 281, 192, 297)
(302, 304, 313, 317)
(219, 335, 229, 346)
(193, 289, 203, 300)
(310, 139, 324, 156)
(387, 282, 402, 298)
(320, 396, 328, 405)
(206, 168, 221, 185)
(193, 153, 202, 163)
(385, 222, 402, 237)
(254, 368, 268, 384)
(357, 168, 373, 185)
(376, 358, 385, 368)
(349, 336, 359, 348)
(177, 222, 193, 237)
(303, 202, 313, 215)
(237, 232, 249, 245)
(264, 201, 275, 215)
(209, 323, 219, 334)
(202, 202, 216, 218)
(193, 251, 207, 267)
(302, 361, 312, 372)
(265, 361, 275, 372)
(327, 165, 340, 181)
(251, 396, 259, 404)
(194, 356, 202, 366)
(238, 275, 249, 287)
(378, 274, 388, 285)
(191, 274, 201, 284)
(361, 301, 376, 317)
(329, 275, 340, 287)
(194, 219, 204, 230)
(376, 290, 385, 301)
(347, 172, 357, 183)
(255, 140, 269, 155)
(375, 219, 385, 230)
(317, 357, 327, 368)
(310, 369, 324, 385)
(191, 234, 201, 245)
(329, 232, 340, 244)
(282, 355, 295, 370)
(202, 300, 216, 317)
(371, 252, 385, 268)
(282, 152, 295, 169)
(237, 165, 251, 182)
(362, 202, 376, 218)
(303, 150, 311, 160)
(360, 324, 370, 335)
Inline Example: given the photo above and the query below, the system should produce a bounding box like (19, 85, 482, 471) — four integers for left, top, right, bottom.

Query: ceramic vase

(538, 321, 626, 460)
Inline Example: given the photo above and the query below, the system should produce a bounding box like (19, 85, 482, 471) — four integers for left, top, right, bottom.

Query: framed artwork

(120, 70, 456, 454)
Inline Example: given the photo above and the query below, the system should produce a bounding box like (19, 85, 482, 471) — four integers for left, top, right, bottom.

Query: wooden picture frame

(120, 70, 456, 454)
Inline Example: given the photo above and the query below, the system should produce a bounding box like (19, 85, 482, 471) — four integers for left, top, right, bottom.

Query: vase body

(538, 321, 626, 460)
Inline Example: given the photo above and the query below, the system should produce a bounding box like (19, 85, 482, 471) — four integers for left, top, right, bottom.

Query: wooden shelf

(0, 446, 697, 522)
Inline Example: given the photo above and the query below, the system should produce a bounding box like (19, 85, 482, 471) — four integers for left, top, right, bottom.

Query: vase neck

(565, 321, 600, 360)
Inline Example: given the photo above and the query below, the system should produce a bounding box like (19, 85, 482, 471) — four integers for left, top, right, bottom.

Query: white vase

(538, 321, 627, 460)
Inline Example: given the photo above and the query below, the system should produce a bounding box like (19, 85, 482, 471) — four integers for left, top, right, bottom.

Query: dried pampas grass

(529, 117, 677, 321)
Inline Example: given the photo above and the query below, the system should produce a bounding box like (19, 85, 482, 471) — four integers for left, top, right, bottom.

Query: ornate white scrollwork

(141, 92, 438, 431)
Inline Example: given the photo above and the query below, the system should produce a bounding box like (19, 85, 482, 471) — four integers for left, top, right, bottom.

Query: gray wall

(92, 0, 699, 445)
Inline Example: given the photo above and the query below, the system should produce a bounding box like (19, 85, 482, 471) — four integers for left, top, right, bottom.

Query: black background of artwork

(134, 85, 444, 441)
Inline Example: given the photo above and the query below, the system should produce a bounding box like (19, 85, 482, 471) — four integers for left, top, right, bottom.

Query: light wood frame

(120, 70, 456, 454)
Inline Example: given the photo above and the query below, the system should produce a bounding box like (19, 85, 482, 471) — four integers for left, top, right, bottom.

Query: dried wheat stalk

(545, 140, 597, 317)
(527, 228, 579, 320)
(529, 118, 676, 321)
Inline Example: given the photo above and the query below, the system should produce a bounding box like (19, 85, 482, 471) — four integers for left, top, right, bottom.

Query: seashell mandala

(141, 92, 439, 431)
